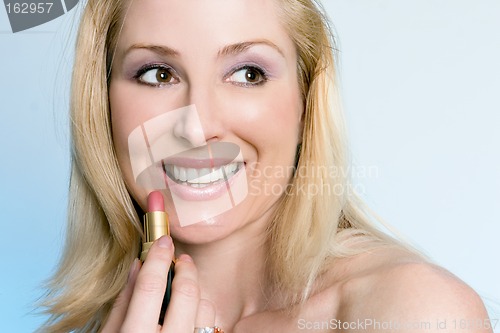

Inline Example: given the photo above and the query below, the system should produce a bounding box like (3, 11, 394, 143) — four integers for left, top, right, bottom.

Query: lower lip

(164, 164, 245, 201)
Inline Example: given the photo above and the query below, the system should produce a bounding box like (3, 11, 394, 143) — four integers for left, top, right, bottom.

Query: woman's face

(110, 0, 303, 243)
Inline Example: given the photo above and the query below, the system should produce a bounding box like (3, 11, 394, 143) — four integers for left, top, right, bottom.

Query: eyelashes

(133, 63, 269, 88)
(133, 63, 179, 87)
(225, 65, 269, 87)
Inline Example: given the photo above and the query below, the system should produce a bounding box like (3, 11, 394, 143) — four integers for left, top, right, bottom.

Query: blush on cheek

(109, 82, 141, 186)
(269, 91, 301, 126)
(110, 84, 148, 134)
(230, 94, 300, 159)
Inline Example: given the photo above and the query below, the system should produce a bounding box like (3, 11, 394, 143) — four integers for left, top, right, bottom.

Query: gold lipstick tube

(140, 211, 170, 261)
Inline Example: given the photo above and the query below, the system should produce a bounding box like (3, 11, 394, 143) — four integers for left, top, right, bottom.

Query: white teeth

(222, 164, 229, 176)
(167, 163, 241, 186)
(179, 167, 187, 182)
(222, 163, 237, 177)
(193, 168, 212, 184)
(210, 168, 223, 182)
(173, 165, 180, 180)
(187, 168, 197, 182)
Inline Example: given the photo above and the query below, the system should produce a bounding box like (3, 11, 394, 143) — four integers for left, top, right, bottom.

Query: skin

(104, 0, 492, 332)
(110, 0, 302, 244)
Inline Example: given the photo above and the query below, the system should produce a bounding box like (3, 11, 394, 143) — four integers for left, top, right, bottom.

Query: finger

(101, 259, 141, 333)
(161, 254, 200, 333)
(195, 299, 216, 328)
(122, 236, 174, 333)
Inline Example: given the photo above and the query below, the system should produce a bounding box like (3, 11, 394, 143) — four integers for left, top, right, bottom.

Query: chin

(167, 207, 245, 243)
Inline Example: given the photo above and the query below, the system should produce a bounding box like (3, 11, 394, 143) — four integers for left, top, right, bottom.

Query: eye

(226, 66, 267, 86)
(135, 65, 178, 86)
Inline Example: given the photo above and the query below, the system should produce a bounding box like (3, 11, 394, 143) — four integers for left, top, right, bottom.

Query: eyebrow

(218, 39, 285, 58)
(124, 39, 285, 59)
(125, 44, 180, 57)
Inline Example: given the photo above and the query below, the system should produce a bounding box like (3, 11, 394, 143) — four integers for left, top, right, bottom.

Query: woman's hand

(102, 236, 216, 332)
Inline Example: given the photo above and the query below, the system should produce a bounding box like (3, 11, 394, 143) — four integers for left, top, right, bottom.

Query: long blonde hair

(39, 0, 400, 331)
(268, 0, 400, 304)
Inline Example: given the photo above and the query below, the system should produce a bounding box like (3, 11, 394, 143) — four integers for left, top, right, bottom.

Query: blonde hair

(39, 0, 402, 331)
(268, 0, 400, 304)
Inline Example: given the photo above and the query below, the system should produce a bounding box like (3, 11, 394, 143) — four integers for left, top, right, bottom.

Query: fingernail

(178, 254, 193, 263)
(158, 235, 172, 248)
(128, 258, 140, 282)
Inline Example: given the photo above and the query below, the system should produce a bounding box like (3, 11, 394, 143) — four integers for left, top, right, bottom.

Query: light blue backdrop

(322, 1, 500, 326)
(0, 1, 498, 332)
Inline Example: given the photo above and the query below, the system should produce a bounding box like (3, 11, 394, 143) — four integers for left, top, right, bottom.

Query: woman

(40, 0, 491, 332)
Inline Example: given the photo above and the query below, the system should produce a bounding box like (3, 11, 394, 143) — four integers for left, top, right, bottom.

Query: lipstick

(140, 191, 169, 260)
(140, 191, 174, 324)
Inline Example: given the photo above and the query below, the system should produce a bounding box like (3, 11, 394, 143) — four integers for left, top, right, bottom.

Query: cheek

(109, 80, 162, 192)
(110, 81, 155, 145)
(109, 82, 136, 190)
(227, 83, 302, 154)
(109, 81, 172, 160)
(109, 82, 135, 165)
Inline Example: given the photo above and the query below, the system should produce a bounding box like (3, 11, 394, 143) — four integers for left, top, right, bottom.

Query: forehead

(117, 0, 295, 57)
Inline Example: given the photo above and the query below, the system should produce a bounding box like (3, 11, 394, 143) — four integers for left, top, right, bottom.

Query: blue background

(1, 1, 499, 331)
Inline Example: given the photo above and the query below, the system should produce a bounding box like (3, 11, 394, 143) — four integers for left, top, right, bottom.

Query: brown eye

(138, 66, 177, 86)
(244, 68, 261, 83)
(226, 66, 267, 86)
(156, 68, 173, 83)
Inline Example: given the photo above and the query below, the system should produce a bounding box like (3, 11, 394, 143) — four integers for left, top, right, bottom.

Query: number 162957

(5, 2, 54, 14)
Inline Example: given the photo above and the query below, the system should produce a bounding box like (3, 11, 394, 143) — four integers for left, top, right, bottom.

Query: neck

(174, 212, 275, 330)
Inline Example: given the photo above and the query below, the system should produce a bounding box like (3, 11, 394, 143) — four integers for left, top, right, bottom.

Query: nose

(172, 105, 207, 147)
(173, 84, 224, 147)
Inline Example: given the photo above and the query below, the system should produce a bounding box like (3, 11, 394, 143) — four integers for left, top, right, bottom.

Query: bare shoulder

(331, 246, 492, 332)
(234, 246, 492, 333)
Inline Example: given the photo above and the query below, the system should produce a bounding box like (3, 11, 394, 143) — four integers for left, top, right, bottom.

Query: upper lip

(162, 157, 242, 169)
(161, 142, 243, 169)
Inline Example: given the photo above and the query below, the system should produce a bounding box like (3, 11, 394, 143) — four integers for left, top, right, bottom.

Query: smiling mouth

(163, 162, 244, 188)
